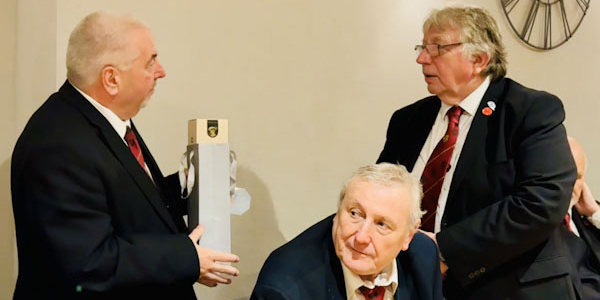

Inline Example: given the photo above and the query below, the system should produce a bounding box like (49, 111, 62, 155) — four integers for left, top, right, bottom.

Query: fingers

(210, 251, 240, 263)
(196, 246, 240, 286)
(188, 225, 205, 243)
(210, 262, 240, 277)
(582, 182, 594, 201)
(198, 272, 233, 287)
(440, 262, 449, 279)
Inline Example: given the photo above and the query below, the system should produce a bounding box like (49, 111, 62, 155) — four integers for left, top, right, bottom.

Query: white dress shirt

(341, 260, 398, 300)
(411, 77, 491, 233)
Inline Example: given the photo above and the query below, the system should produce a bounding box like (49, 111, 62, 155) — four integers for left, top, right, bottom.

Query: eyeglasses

(414, 42, 464, 57)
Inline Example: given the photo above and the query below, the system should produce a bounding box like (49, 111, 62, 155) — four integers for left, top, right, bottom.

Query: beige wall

(1, 0, 17, 298)
(5, 1, 599, 299)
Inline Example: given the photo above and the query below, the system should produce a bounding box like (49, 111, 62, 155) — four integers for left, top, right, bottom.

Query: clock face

(502, 0, 590, 50)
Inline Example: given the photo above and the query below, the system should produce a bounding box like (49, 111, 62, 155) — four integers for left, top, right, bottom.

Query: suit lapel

(58, 81, 178, 233)
(131, 122, 185, 232)
(446, 79, 505, 206)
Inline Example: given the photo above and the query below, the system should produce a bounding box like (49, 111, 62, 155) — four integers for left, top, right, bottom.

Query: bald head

(66, 12, 148, 89)
(568, 137, 587, 177)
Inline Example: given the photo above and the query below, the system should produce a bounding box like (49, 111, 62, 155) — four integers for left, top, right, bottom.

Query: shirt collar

(71, 82, 131, 142)
(341, 259, 398, 299)
(439, 76, 491, 119)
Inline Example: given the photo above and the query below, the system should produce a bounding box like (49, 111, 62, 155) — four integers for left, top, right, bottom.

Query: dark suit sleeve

(437, 93, 576, 286)
(250, 285, 293, 300)
(164, 172, 189, 217)
(18, 140, 199, 292)
(408, 233, 443, 300)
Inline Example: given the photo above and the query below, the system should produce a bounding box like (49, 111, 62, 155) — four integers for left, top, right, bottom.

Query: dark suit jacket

(250, 215, 443, 300)
(377, 77, 577, 300)
(11, 81, 198, 299)
(570, 208, 600, 300)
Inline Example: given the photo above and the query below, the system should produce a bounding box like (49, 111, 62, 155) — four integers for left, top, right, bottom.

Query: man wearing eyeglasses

(377, 5, 578, 300)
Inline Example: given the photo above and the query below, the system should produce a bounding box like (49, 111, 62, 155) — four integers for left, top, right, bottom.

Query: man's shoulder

(388, 96, 440, 124)
(13, 82, 102, 168)
(395, 96, 439, 113)
(19, 82, 96, 142)
(265, 214, 334, 267)
(256, 215, 337, 289)
(496, 77, 562, 108)
(404, 232, 438, 260)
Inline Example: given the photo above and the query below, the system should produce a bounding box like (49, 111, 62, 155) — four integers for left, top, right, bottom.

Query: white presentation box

(186, 119, 231, 254)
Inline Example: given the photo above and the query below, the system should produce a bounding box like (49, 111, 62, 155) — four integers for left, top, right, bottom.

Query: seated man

(250, 163, 442, 300)
(566, 137, 600, 300)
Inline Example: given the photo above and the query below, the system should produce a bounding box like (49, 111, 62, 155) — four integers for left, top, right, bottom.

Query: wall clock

(501, 0, 590, 50)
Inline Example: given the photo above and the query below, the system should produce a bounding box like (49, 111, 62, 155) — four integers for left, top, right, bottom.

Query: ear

(400, 219, 420, 251)
(471, 52, 491, 76)
(101, 66, 120, 96)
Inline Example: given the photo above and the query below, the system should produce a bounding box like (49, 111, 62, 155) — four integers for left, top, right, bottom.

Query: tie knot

(359, 285, 386, 300)
(447, 106, 463, 123)
(124, 126, 136, 143)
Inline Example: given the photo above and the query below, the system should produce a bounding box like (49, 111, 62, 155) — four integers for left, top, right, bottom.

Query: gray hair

(423, 5, 507, 81)
(338, 163, 424, 228)
(66, 12, 148, 88)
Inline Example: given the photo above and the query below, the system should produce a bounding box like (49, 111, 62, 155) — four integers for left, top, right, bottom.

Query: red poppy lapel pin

(482, 100, 495, 116)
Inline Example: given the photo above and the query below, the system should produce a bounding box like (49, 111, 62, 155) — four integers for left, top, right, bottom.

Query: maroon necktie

(359, 286, 385, 300)
(420, 106, 463, 232)
(563, 213, 573, 233)
(124, 126, 147, 171)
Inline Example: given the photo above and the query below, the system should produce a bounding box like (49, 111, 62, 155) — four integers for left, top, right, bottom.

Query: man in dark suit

(377, 6, 577, 300)
(251, 163, 443, 300)
(565, 137, 600, 299)
(11, 12, 239, 299)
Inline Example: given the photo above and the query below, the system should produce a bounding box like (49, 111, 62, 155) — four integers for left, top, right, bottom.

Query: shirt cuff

(589, 210, 600, 229)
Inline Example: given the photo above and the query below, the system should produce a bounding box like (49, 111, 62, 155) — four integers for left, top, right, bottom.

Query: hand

(420, 230, 448, 277)
(420, 230, 437, 245)
(188, 225, 240, 287)
(440, 261, 449, 279)
(575, 182, 600, 217)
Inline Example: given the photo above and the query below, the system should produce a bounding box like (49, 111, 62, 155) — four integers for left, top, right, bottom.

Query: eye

(348, 208, 364, 220)
(375, 220, 393, 234)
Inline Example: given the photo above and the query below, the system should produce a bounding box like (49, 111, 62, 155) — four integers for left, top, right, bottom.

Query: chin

(426, 85, 442, 96)
(140, 96, 151, 108)
(341, 252, 376, 275)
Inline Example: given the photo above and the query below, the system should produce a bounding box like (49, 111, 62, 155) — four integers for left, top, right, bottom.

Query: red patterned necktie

(124, 126, 147, 171)
(563, 213, 573, 233)
(420, 106, 463, 232)
(359, 286, 385, 300)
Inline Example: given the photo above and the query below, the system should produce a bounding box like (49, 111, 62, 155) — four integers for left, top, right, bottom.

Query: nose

(354, 221, 372, 245)
(155, 61, 166, 78)
(416, 49, 431, 65)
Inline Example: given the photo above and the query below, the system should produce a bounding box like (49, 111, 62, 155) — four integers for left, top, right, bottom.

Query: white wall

(6, 1, 600, 299)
